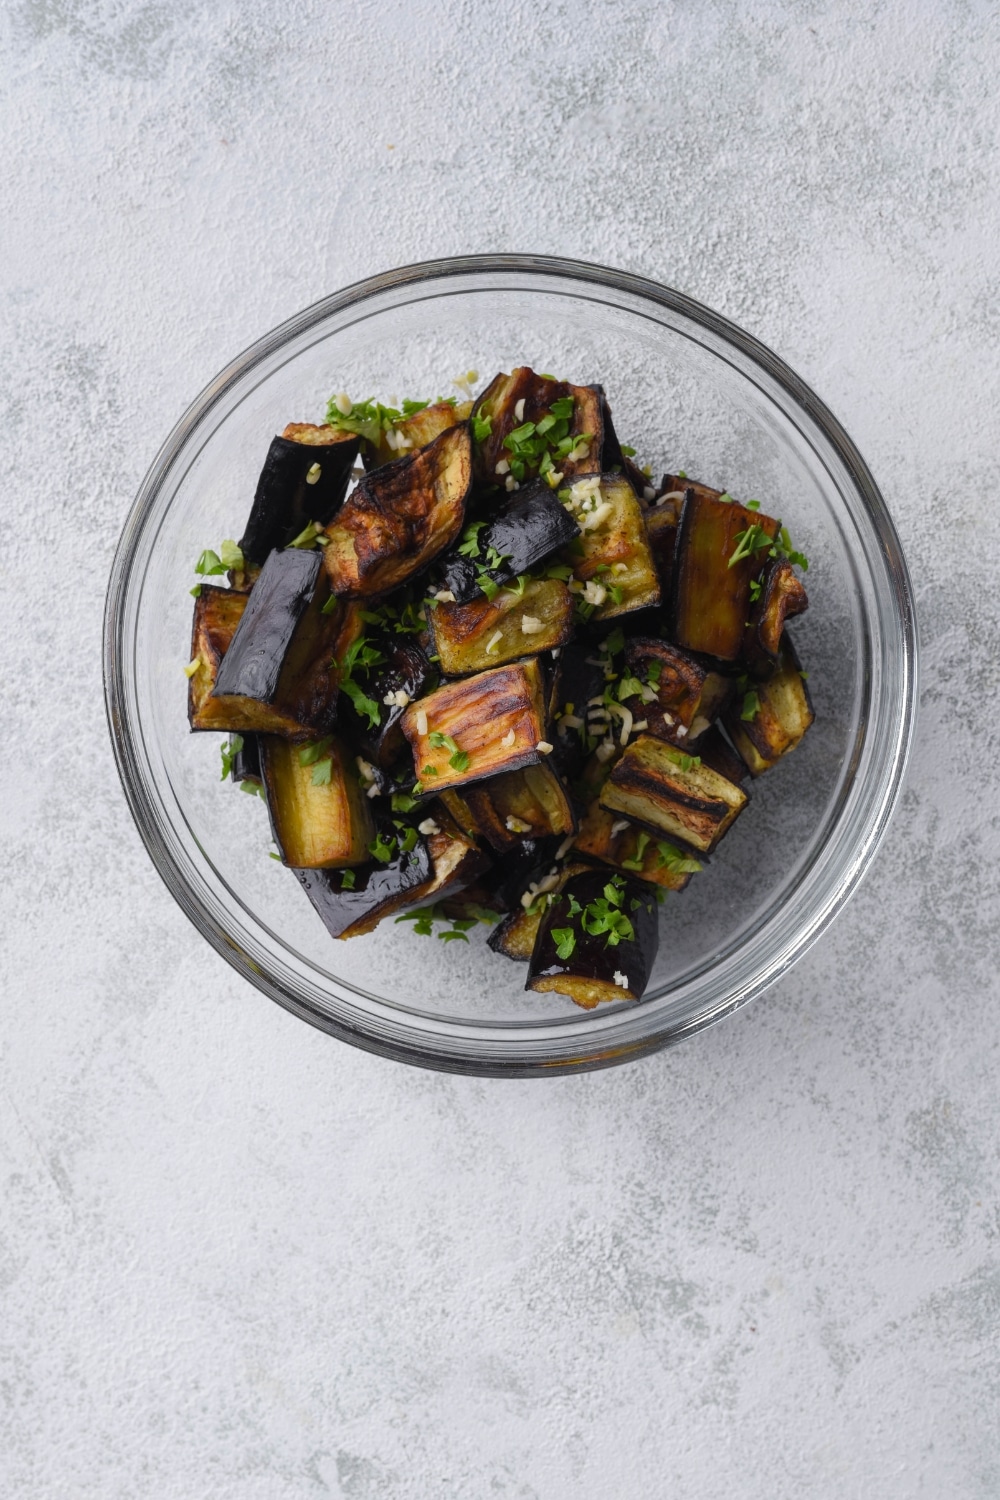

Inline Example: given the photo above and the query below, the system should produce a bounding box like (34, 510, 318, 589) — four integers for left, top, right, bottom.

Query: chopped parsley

(621, 831, 651, 871)
(728, 522, 774, 569)
(368, 830, 397, 864)
(500, 393, 590, 482)
(395, 902, 494, 941)
(220, 734, 244, 781)
(741, 689, 761, 722)
(551, 926, 576, 960)
(194, 539, 244, 577)
(656, 842, 702, 875)
(340, 869, 357, 890)
(664, 747, 702, 773)
(428, 730, 470, 772)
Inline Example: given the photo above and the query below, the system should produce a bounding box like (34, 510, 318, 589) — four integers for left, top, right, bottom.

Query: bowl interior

(108, 262, 913, 1072)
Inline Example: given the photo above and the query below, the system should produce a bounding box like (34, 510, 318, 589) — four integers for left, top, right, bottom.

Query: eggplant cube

(723, 634, 814, 775)
(321, 424, 472, 597)
(600, 734, 748, 854)
(239, 424, 359, 567)
(364, 400, 471, 469)
(621, 637, 732, 747)
(429, 577, 573, 676)
(400, 658, 550, 793)
(743, 559, 809, 676)
(563, 473, 661, 619)
(669, 488, 780, 660)
(450, 761, 576, 853)
(471, 368, 604, 487)
(487, 860, 591, 963)
(527, 869, 659, 1008)
(261, 734, 374, 868)
(209, 547, 343, 737)
(294, 840, 433, 939)
(437, 480, 581, 604)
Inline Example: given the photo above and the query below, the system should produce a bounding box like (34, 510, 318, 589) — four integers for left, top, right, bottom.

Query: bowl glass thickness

(105, 256, 916, 1076)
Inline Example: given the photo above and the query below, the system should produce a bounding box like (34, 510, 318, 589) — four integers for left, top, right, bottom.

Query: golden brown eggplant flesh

(321, 423, 472, 597)
(238, 424, 359, 567)
(429, 577, 573, 676)
(669, 488, 780, 660)
(562, 473, 661, 620)
(450, 761, 576, 853)
(723, 633, 814, 775)
(742, 559, 809, 676)
(209, 547, 343, 737)
(188, 586, 249, 730)
(436, 480, 581, 604)
(363, 400, 472, 468)
(471, 368, 604, 487)
(600, 733, 748, 854)
(571, 751, 700, 891)
(261, 734, 374, 868)
(400, 657, 550, 792)
(526, 868, 659, 1008)
(620, 637, 733, 747)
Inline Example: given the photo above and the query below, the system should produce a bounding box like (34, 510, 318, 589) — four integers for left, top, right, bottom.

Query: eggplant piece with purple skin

(436, 479, 580, 604)
(526, 868, 659, 1008)
(321, 423, 472, 597)
(547, 638, 608, 780)
(488, 859, 590, 963)
(428, 577, 574, 676)
(340, 636, 435, 769)
(471, 368, 603, 487)
(669, 488, 780, 661)
(294, 838, 433, 939)
(619, 637, 733, 748)
(723, 633, 814, 775)
(600, 733, 748, 854)
(742, 558, 809, 677)
(210, 547, 343, 737)
(230, 732, 262, 787)
(239, 424, 360, 567)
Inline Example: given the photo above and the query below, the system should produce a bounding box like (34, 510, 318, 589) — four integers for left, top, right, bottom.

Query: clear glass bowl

(104, 255, 917, 1075)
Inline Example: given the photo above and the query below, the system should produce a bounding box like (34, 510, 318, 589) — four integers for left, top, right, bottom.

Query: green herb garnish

(220, 734, 244, 781)
(551, 926, 576, 960)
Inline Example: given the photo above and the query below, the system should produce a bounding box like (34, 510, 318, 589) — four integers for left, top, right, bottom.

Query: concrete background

(2, 2, 998, 1496)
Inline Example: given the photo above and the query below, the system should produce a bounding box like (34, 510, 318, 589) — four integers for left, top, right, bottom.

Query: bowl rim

(104, 253, 918, 1076)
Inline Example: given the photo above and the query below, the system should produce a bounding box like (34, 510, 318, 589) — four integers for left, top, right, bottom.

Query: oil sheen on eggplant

(526, 868, 660, 1008)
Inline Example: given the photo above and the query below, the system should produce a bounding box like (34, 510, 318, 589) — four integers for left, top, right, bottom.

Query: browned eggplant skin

(742, 559, 809, 676)
(621, 637, 733, 747)
(321, 424, 472, 597)
(470, 368, 603, 486)
(238, 425, 359, 567)
(669, 489, 779, 661)
(526, 869, 659, 1007)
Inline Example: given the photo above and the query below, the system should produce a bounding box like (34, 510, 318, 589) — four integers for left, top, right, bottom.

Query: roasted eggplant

(620, 637, 732, 748)
(364, 400, 472, 468)
(209, 547, 343, 737)
(338, 635, 434, 768)
(230, 732, 262, 787)
(436, 480, 580, 604)
(526, 868, 659, 1008)
(321, 424, 472, 597)
(742, 558, 809, 676)
(488, 860, 589, 962)
(428, 577, 573, 676)
(294, 839, 433, 938)
(400, 657, 550, 792)
(597, 392, 650, 495)
(261, 733, 374, 867)
(669, 487, 780, 660)
(570, 750, 700, 892)
(546, 638, 609, 779)
(471, 368, 603, 487)
(562, 473, 661, 620)
(187, 585, 249, 731)
(599, 733, 748, 853)
(440, 762, 575, 853)
(238, 424, 359, 567)
(723, 634, 814, 775)
(695, 724, 750, 786)
(643, 504, 679, 595)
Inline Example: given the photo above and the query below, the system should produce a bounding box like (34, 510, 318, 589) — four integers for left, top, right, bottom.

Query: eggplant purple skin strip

(345, 636, 435, 769)
(527, 868, 660, 1001)
(213, 547, 322, 704)
(239, 434, 359, 566)
(293, 840, 433, 940)
(437, 481, 580, 604)
(231, 733, 262, 785)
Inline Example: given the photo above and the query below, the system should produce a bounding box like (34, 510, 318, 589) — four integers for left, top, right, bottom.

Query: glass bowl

(104, 255, 917, 1076)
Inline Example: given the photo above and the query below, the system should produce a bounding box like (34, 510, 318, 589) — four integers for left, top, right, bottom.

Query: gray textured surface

(1, 2, 998, 1496)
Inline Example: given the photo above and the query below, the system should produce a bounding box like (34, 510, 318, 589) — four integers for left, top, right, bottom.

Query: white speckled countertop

(2, 4, 999, 1496)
